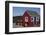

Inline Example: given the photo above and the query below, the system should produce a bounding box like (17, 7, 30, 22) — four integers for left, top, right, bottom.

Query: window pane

(31, 17, 34, 21)
(36, 17, 39, 21)
(25, 17, 28, 22)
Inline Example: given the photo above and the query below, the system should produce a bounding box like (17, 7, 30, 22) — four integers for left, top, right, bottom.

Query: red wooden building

(22, 10, 33, 27)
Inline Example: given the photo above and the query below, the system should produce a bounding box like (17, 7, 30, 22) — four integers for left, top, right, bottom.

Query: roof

(25, 10, 40, 16)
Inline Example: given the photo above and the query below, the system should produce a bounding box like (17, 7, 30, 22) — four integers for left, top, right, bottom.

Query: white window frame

(31, 17, 34, 24)
(31, 17, 34, 22)
(25, 16, 28, 22)
(36, 17, 39, 21)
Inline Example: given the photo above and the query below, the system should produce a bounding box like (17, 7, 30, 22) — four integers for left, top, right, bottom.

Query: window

(37, 18, 39, 20)
(31, 17, 34, 22)
(36, 17, 39, 21)
(32, 18, 33, 20)
(25, 17, 28, 22)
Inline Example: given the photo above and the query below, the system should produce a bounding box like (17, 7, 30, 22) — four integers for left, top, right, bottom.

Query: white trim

(31, 17, 34, 24)
(36, 17, 39, 21)
(25, 16, 28, 22)
(31, 17, 34, 22)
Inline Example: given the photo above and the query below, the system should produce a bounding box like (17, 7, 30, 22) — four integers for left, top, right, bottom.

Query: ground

(13, 23, 24, 28)
(13, 23, 40, 28)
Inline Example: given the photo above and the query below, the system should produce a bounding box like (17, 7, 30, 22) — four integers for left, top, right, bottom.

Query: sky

(13, 7, 40, 16)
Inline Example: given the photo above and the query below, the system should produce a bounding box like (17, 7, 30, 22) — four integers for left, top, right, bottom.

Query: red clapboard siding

(22, 11, 33, 27)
